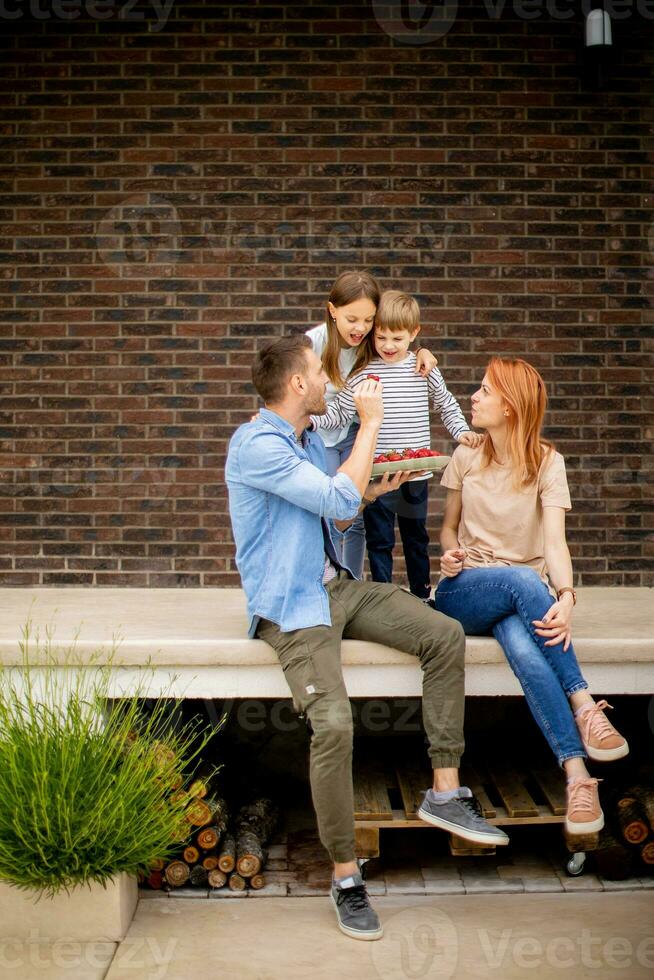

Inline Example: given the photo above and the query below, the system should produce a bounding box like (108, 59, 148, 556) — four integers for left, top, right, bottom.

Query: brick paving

(141, 819, 652, 901)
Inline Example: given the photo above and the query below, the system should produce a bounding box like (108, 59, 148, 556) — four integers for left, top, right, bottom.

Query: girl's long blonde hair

(322, 270, 381, 387)
(482, 357, 554, 487)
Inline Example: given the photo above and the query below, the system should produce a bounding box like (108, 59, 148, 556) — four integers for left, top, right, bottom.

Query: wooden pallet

(353, 753, 567, 859)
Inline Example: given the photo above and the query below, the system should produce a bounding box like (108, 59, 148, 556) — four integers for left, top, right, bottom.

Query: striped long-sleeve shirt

(310, 352, 470, 456)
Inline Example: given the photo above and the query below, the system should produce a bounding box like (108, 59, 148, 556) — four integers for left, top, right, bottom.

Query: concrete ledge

(0, 873, 138, 942)
(0, 587, 651, 696)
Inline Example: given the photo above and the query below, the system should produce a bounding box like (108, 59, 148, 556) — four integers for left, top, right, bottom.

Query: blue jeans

(324, 424, 366, 579)
(433, 566, 588, 766)
(363, 479, 431, 599)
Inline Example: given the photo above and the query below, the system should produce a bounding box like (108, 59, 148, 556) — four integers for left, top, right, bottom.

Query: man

(226, 334, 507, 942)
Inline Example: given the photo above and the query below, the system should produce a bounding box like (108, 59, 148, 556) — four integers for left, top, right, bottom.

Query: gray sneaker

(330, 872, 383, 941)
(417, 787, 510, 846)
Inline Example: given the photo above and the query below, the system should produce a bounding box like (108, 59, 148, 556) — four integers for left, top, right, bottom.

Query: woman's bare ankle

(569, 691, 593, 713)
(563, 757, 589, 781)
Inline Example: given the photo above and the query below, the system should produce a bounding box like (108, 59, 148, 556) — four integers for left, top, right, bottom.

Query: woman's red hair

(481, 357, 553, 486)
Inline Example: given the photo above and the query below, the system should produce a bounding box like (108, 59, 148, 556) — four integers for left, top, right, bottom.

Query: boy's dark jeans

(363, 478, 431, 598)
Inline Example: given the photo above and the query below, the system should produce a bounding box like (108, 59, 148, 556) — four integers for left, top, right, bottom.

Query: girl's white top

(306, 322, 358, 448)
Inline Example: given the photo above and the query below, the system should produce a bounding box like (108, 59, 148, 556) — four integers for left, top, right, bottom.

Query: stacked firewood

(589, 776, 654, 880)
(140, 772, 278, 893)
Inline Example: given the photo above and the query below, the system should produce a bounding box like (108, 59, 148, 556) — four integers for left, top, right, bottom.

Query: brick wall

(1, 1, 652, 588)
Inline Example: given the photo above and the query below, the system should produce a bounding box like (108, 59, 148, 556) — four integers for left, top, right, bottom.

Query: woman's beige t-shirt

(440, 445, 571, 589)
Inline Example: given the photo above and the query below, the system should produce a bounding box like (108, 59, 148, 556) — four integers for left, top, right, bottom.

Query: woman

(307, 270, 438, 577)
(432, 357, 628, 835)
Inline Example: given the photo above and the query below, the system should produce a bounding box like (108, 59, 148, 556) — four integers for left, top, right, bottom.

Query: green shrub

(0, 622, 216, 896)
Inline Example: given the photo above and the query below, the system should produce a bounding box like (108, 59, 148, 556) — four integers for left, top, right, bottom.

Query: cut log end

(236, 853, 262, 877)
(189, 865, 209, 887)
(164, 860, 190, 888)
(197, 826, 220, 851)
(617, 798, 649, 845)
(208, 869, 227, 889)
(218, 833, 236, 873)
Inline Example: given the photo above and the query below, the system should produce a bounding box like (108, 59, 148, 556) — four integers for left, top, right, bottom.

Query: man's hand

(353, 378, 384, 430)
(440, 547, 466, 578)
(334, 469, 428, 531)
(458, 430, 484, 449)
(366, 468, 427, 501)
(415, 348, 438, 376)
(532, 594, 574, 651)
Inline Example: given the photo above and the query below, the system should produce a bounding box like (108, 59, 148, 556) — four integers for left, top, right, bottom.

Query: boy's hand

(415, 347, 438, 376)
(458, 430, 484, 449)
(440, 548, 466, 578)
(353, 378, 384, 430)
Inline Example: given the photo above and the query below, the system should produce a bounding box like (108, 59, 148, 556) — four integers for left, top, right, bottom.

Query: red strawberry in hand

(366, 374, 381, 382)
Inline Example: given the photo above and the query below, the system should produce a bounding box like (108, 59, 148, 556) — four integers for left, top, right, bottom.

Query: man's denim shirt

(226, 408, 361, 637)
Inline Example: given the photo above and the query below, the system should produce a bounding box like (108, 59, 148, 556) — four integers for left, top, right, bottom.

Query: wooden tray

(371, 455, 450, 477)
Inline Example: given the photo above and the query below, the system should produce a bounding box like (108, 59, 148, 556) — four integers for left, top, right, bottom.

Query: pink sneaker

(575, 700, 629, 762)
(566, 777, 604, 835)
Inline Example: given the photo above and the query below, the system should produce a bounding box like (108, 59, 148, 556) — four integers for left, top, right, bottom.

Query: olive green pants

(256, 574, 465, 864)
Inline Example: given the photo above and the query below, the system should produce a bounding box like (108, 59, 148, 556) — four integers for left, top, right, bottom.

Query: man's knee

(438, 611, 465, 651)
(423, 609, 465, 666)
(307, 696, 354, 746)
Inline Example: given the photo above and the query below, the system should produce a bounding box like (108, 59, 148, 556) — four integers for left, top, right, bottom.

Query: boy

(310, 290, 482, 599)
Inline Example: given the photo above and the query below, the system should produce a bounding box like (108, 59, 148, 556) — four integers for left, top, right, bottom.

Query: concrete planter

(0, 873, 138, 942)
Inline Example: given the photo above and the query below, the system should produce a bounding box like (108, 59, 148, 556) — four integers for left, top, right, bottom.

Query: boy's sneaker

(575, 700, 629, 762)
(417, 787, 509, 846)
(566, 776, 604, 835)
(330, 873, 383, 941)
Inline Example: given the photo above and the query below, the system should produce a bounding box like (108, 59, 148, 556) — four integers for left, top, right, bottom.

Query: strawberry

(366, 374, 381, 382)
(375, 454, 389, 463)
(402, 448, 417, 459)
(414, 448, 432, 458)
(386, 450, 402, 461)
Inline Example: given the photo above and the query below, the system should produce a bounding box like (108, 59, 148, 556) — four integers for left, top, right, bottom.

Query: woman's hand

(415, 348, 438, 376)
(532, 594, 574, 650)
(458, 430, 484, 449)
(440, 548, 466, 578)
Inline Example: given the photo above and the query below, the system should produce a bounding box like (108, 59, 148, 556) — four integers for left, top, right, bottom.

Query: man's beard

(307, 395, 327, 415)
(306, 389, 327, 416)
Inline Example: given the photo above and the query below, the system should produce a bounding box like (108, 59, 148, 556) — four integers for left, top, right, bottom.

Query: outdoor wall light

(583, 3, 613, 90)
(584, 7, 613, 47)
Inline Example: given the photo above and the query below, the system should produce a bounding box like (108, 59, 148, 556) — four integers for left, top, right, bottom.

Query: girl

(432, 357, 628, 836)
(306, 271, 438, 577)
